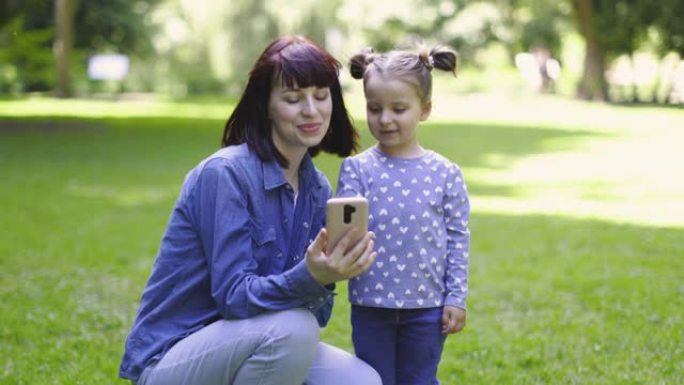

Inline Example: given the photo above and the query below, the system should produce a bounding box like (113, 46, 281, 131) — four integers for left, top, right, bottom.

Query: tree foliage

(0, 15, 53, 92)
(652, 0, 684, 56)
(74, 0, 162, 57)
(0, 0, 161, 93)
(1, 0, 683, 99)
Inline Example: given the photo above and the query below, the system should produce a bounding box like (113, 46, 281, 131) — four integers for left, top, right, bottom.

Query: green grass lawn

(1, 94, 683, 384)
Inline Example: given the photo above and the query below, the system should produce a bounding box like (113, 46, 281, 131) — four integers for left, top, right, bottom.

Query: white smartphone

(325, 196, 369, 254)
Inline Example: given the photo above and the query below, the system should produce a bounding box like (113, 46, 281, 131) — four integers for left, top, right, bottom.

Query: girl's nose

(380, 111, 391, 125)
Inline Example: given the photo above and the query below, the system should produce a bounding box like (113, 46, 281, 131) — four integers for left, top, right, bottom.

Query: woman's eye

(393, 108, 406, 113)
(285, 97, 300, 103)
(315, 91, 329, 101)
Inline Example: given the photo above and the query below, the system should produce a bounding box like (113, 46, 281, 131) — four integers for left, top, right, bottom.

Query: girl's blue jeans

(351, 305, 447, 385)
(136, 308, 381, 385)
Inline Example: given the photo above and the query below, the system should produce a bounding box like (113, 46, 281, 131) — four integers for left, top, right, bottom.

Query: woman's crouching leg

(233, 308, 320, 385)
(304, 342, 382, 385)
(139, 308, 320, 385)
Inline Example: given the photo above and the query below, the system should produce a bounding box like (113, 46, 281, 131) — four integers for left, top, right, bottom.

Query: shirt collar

(262, 152, 322, 191)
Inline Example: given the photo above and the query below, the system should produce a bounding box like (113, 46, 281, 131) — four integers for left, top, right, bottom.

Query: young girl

(336, 46, 470, 385)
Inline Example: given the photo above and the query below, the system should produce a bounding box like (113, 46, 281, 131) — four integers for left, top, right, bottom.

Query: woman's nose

(301, 96, 317, 116)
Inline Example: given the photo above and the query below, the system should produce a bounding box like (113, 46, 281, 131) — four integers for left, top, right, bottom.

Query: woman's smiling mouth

(298, 122, 322, 132)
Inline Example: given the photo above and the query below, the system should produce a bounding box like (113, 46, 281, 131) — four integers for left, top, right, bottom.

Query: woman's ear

(420, 101, 432, 121)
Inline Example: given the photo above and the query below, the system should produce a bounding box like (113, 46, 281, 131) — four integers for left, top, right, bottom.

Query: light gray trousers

(136, 309, 381, 385)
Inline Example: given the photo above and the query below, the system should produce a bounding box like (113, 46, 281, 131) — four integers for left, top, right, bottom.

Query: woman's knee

(269, 308, 320, 352)
(353, 360, 382, 385)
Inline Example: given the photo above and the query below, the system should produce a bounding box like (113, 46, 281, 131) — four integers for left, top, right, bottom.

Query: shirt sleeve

(310, 180, 335, 327)
(312, 288, 334, 327)
(336, 157, 364, 197)
(443, 165, 471, 309)
(188, 159, 332, 320)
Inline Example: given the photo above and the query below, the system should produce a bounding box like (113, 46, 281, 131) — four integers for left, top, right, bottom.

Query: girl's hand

(442, 306, 466, 335)
(305, 228, 377, 286)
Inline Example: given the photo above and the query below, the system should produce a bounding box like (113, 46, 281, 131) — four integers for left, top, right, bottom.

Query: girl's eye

(367, 107, 381, 114)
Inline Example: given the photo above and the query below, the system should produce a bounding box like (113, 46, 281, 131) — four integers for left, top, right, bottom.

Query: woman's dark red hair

(222, 35, 358, 167)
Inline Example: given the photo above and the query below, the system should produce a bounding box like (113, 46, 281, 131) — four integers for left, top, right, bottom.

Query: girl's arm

(335, 157, 365, 197)
(443, 165, 471, 310)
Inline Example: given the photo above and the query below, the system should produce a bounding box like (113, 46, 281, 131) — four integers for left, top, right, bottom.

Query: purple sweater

(337, 146, 471, 310)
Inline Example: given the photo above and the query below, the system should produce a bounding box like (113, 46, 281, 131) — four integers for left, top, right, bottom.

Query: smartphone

(325, 196, 369, 254)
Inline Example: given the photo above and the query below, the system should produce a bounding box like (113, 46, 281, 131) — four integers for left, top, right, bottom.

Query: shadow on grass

(419, 122, 608, 169)
(319, 120, 611, 198)
(1, 116, 613, 207)
(1, 116, 607, 179)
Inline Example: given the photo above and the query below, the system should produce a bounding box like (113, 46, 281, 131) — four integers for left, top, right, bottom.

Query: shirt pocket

(249, 219, 277, 275)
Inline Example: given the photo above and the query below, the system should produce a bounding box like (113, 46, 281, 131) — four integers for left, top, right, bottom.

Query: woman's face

(268, 81, 332, 161)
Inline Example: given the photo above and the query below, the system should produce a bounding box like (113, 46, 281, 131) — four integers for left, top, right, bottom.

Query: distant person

(337, 45, 471, 385)
(119, 35, 381, 385)
(514, 47, 561, 93)
(532, 47, 560, 93)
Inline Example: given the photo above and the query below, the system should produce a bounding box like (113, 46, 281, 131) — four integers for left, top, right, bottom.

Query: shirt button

(277, 253, 283, 258)
(303, 222, 309, 228)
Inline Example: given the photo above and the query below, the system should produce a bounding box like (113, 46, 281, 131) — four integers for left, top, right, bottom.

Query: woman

(119, 36, 381, 385)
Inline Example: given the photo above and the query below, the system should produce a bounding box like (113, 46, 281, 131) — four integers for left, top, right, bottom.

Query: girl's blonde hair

(349, 45, 458, 103)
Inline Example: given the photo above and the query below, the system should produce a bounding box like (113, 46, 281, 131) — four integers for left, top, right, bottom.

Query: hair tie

(420, 54, 434, 70)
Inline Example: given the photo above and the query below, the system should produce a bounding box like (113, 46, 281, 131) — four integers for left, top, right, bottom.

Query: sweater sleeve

(335, 157, 365, 198)
(443, 164, 471, 309)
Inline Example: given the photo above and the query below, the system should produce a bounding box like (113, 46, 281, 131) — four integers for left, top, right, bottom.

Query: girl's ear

(420, 101, 432, 121)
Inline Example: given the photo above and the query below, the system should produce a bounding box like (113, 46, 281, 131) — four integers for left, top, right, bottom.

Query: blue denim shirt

(119, 143, 335, 380)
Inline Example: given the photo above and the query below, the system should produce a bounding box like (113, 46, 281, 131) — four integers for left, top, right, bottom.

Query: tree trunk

(54, 0, 77, 98)
(572, 0, 608, 101)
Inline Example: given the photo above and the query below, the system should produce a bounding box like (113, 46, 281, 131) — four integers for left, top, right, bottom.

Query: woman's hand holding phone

(305, 228, 377, 286)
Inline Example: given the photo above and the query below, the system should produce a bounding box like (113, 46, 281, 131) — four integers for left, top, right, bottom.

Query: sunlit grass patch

(0, 95, 235, 120)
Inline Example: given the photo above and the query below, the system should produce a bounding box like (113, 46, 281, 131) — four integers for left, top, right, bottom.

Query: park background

(1, 0, 683, 384)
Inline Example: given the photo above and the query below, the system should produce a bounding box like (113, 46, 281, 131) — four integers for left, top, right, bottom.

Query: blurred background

(1, 0, 683, 103)
(2, 1, 684, 384)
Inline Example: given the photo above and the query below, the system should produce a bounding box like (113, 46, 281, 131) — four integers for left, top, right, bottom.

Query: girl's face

(364, 73, 431, 157)
(268, 81, 332, 162)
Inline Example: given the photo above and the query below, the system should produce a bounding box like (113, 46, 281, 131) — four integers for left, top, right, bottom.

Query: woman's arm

(190, 159, 333, 320)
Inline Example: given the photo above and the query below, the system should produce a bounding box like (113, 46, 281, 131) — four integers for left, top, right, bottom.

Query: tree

(572, 0, 608, 100)
(54, 0, 78, 97)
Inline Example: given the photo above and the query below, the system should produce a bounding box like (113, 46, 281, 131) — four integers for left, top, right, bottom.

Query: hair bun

(429, 46, 458, 75)
(349, 47, 375, 79)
